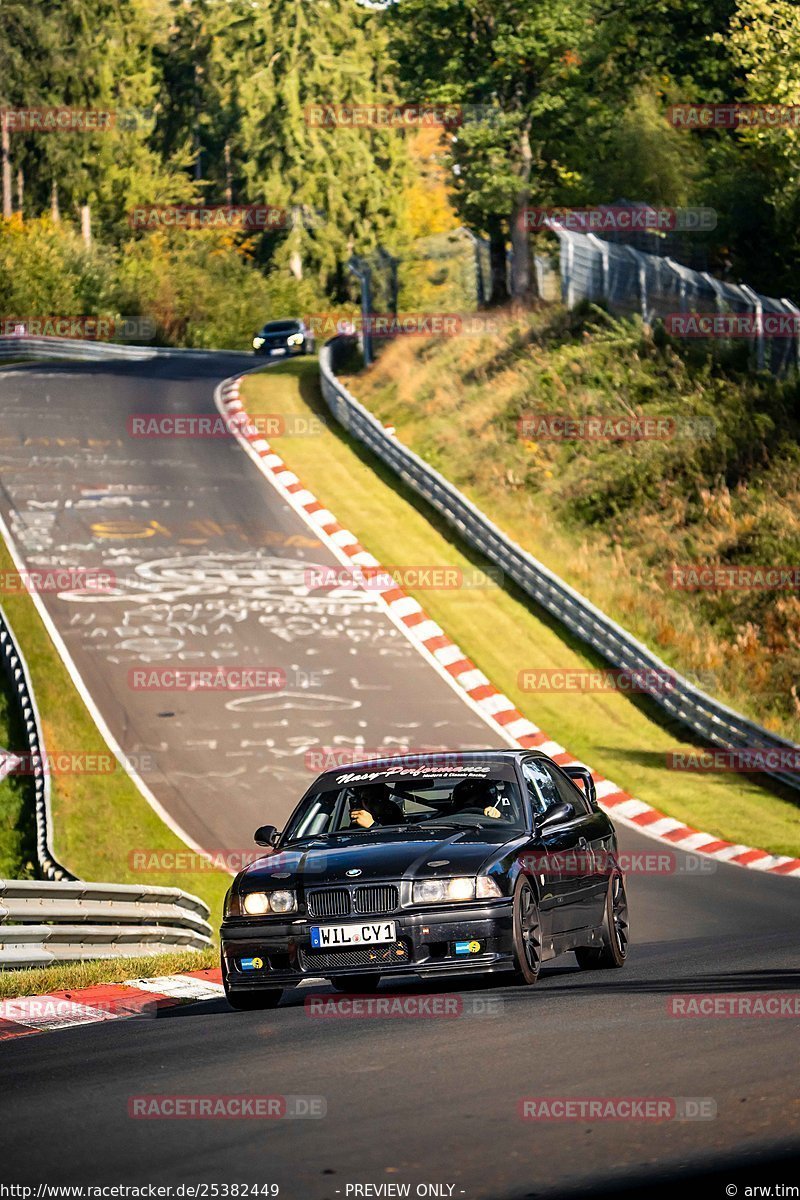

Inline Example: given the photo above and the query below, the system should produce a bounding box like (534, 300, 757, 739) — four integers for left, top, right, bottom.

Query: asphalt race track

(0, 355, 798, 1197)
(0, 354, 507, 850)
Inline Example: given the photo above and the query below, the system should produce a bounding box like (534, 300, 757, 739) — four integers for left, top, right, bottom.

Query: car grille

(306, 884, 400, 918)
(307, 888, 351, 918)
(299, 940, 409, 972)
(353, 885, 398, 915)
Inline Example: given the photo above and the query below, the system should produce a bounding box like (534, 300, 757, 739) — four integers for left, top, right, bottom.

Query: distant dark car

(220, 750, 629, 1009)
(252, 318, 314, 357)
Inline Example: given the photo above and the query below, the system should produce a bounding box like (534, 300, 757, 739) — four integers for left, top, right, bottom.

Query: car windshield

(282, 769, 527, 843)
(260, 320, 301, 333)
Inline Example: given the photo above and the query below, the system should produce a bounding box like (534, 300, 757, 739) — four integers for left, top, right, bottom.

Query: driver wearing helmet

(348, 783, 405, 829)
(449, 777, 502, 820)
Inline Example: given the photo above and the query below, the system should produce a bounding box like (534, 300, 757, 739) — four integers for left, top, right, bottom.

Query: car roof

(312, 748, 539, 786)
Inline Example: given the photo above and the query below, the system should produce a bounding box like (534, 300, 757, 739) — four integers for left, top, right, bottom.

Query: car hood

(238, 826, 523, 887)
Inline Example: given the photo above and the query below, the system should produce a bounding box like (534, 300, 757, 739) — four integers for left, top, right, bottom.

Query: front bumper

(254, 343, 307, 357)
(221, 900, 515, 989)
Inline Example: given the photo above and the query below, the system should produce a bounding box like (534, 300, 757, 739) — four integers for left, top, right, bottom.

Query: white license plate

(310, 920, 396, 949)
(269, 347, 287, 356)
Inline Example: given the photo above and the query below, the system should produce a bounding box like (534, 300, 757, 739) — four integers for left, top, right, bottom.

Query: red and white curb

(0, 968, 224, 1043)
(216, 373, 800, 881)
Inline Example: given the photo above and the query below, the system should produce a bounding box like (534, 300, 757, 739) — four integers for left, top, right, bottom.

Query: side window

(542, 763, 591, 815)
(522, 759, 560, 815)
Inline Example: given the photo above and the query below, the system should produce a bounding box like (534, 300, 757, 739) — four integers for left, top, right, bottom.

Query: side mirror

(254, 824, 280, 847)
(562, 765, 598, 808)
(538, 801, 575, 833)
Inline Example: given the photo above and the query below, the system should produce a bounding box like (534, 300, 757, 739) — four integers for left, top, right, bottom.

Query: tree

(202, 0, 410, 301)
(719, 0, 800, 290)
(0, 0, 194, 233)
(388, 0, 591, 304)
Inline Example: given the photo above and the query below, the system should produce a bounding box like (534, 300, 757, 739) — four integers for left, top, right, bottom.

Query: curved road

(0, 354, 507, 851)
(0, 354, 797, 1196)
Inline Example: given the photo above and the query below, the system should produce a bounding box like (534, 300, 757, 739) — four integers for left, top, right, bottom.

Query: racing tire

(509, 877, 542, 985)
(575, 873, 629, 969)
(330, 975, 381, 993)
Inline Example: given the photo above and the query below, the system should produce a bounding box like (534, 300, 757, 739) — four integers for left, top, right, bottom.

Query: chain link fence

(553, 226, 800, 376)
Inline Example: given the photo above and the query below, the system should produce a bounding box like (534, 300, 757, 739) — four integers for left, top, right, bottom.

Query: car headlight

(242, 890, 297, 916)
(253, 336, 265, 349)
(268, 890, 297, 914)
(287, 333, 304, 346)
(412, 877, 475, 905)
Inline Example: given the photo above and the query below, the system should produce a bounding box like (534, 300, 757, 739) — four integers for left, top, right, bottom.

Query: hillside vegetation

(344, 307, 800, 744)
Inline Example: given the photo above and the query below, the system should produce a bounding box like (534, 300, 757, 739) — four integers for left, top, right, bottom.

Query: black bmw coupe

(251, 317, 314, 356)
(220, 749, 629, 1009)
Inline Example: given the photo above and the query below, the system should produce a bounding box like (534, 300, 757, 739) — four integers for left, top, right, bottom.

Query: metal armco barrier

(0, 335, 158, 362)
(0, 605, 74, 881)
(0, 335, 243, 363)
(319, 338, 800, 796)
(0, 879, 213, 968)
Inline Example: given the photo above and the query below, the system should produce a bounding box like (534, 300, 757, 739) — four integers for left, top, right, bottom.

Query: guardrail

(0, 879, 213, 969)
(0, 335, 159, 363)
(319, 337, 800, 796)
(0, 605, 75, 881)
(0, 335, 249, 363)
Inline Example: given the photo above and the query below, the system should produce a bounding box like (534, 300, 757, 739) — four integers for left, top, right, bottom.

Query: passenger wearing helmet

(347, 783, 405, 829)
(449, 777, 502, 820)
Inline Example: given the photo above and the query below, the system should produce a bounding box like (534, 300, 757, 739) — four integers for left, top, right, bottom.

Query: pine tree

(223, 0, 409, 298)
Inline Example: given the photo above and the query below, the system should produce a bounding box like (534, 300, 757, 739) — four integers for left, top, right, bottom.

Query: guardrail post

(779, 297, 800, 373)
(740, 284, 765, 371)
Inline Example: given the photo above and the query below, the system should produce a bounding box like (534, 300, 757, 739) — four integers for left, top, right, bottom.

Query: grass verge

(241, 358, 800, 858)
(0, 537, 229, 928)
(341, 312, 800, 744)
(0, 665, 36, 877)
(0, 947, 218, 1000)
